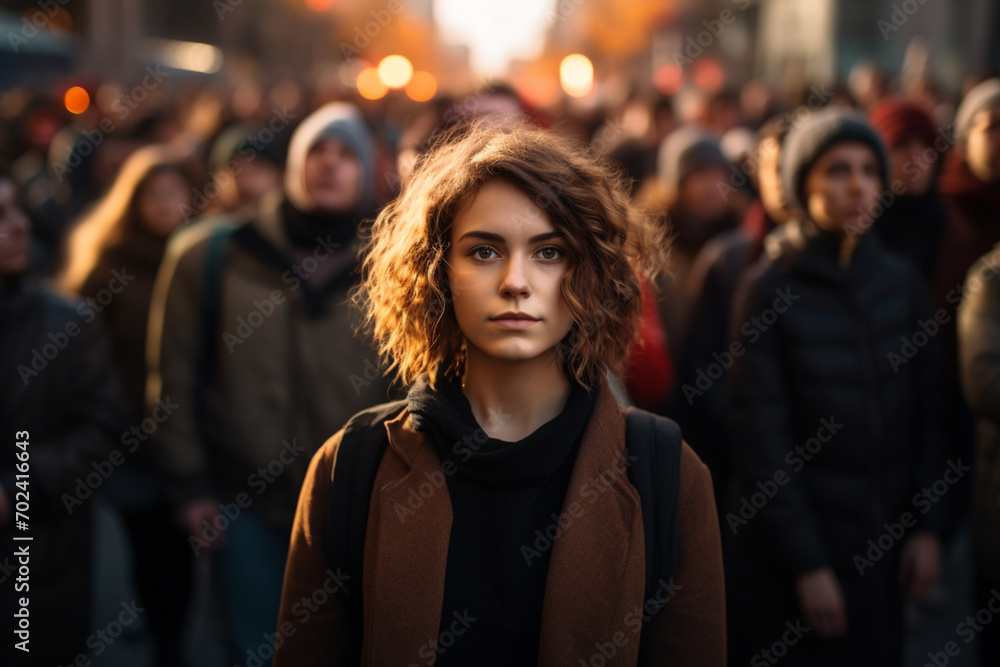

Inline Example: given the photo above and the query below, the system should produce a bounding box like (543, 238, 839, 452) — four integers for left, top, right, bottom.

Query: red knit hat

(868, 97, 938, 149)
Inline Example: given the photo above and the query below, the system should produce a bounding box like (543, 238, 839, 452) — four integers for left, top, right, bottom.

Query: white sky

(434, 0, 556, 77)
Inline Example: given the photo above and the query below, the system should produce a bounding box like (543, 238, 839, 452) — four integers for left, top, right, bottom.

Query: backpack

(323, 402, 683, 661)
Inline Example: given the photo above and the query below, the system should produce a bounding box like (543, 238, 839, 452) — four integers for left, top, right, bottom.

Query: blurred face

(234, 155, 281, 206)
(0, 179, 30, 276)
(678, 165, 730, 221)
(303, 137, 362, 213)
(966, 108, 1000, 184)
(446, 180, 575, 366)
(137, 170, 191, 237)
(756, 137, 788, 222)
(804, 142, 882, 235)
(891, 136, 934, 195)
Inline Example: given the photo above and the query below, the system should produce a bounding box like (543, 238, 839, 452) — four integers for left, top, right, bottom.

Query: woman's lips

(489, 318, 539, 329)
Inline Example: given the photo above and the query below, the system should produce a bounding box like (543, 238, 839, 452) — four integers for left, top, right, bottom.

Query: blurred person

(57, 145, 197, 667)
(0, 173, 126, 665)
(739, 79, 778, 129)
(646, 126, 736, 347)
(597, 123, 678, 417)
(652, 95, 677, 146)
(274, 121, 725, 666)
(868, 98, 949, 284)
(201, 123, 285, 220)
(956, 246, 1000, 667)
(146, 102, 394, 667)
(720, 126, 758, 218)
(674, 116, 792, 515)
(726, 109, 945, 665)
(929, 78, 1000, 531)
(395, 97, 457, 186)
(706, 89, 743, 137)
(848, 61, 889, 110)
(8, 103, 73, 273)
(935, 78, 1000, 307)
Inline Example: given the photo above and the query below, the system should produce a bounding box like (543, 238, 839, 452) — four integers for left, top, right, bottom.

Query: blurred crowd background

(3, 0, 1000, 666)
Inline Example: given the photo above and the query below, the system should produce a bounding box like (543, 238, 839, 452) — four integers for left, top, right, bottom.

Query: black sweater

(407, 373, 597, 665)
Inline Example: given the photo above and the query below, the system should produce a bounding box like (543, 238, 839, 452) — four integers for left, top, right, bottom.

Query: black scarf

(279, 197, 363, 250)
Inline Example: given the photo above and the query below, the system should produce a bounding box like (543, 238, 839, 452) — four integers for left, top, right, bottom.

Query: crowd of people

(2, 62, 1000, 667)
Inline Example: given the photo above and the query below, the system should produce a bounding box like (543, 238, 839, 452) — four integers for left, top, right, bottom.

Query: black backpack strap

(195, 225, 235, 432)
(324, 400, 407, 664)
(626, 406, 683, 614)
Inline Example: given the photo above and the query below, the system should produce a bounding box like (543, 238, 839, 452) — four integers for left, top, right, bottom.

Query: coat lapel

(537, 383, 647, 665)
(363, 411, 453, 665)
(361, 380, 646, 666)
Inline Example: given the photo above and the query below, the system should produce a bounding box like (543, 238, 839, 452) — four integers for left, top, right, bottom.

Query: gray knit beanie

(781, 108, 888, 215)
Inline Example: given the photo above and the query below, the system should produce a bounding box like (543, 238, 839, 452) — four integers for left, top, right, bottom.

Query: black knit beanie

(781, 108, 888, 215)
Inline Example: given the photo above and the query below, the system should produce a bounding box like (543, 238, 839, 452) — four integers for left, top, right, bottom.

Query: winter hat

(284, 102, 374, 213)
(209, 123, 285, 173)
(868, 97, 938, 150)
(657, 126, 729, 191)
(954, 78, 1000, 144)
(781, 108, 888, 215)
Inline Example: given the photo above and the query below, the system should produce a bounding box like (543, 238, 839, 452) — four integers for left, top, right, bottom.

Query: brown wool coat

(274, 378, 726, 666)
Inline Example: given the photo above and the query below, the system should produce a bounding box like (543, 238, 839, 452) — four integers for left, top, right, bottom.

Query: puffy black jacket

(725, 218, 947, 663)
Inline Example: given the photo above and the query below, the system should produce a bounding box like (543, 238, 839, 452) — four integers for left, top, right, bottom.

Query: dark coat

(0, 276, 126, 664)
(725, 219, 947, 666)
(673, 200, 775, 513)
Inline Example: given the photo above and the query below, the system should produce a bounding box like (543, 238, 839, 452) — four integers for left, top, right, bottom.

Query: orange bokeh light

(356, 67, 388, 100)
(653, 64, 685, 95)
(64, 86, 90, 114)
(405, 71, 437, 102)
(304, 0, 335, 11)
(692, 59, 726, 92)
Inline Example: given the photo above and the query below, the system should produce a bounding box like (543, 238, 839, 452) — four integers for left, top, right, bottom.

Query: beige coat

(146, 200, 395, 530)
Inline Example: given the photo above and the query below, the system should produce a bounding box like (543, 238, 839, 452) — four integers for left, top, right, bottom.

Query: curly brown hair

(355, 120, 671, 389)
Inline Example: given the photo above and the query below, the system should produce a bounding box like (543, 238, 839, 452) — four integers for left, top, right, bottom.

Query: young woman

(274, 122, 726, 666)
(58, 145, 196, 667)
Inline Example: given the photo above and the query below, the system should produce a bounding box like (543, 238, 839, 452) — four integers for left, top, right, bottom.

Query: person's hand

(177, 499, 225, 551)
(899, 532, 941, 600)
(0, 484, 9, 527)
(795, 567, 847, 637)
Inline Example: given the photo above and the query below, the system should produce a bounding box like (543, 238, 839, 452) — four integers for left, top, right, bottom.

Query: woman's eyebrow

(456, 230, 565, 243)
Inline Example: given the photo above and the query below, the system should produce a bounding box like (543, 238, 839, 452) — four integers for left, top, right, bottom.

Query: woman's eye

(538, 246, 563, 260)
(470, 245, 497, 260)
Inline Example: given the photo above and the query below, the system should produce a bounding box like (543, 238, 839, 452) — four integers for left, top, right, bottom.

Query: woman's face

(137, 169, 191, 237)
(804, 142, 882, 235)
(0, 178, 30, 276)
(446, 180, 575, 367)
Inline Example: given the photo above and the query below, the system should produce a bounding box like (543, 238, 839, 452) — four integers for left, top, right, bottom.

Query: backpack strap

(322, 401, 682, 661)
(626, 406, 683, 614)
(324, 400, 407, 664)
(195, 225, 235, 432)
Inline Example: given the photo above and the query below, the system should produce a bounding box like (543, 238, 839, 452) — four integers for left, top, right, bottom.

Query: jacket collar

(363, 376, 647, 664)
